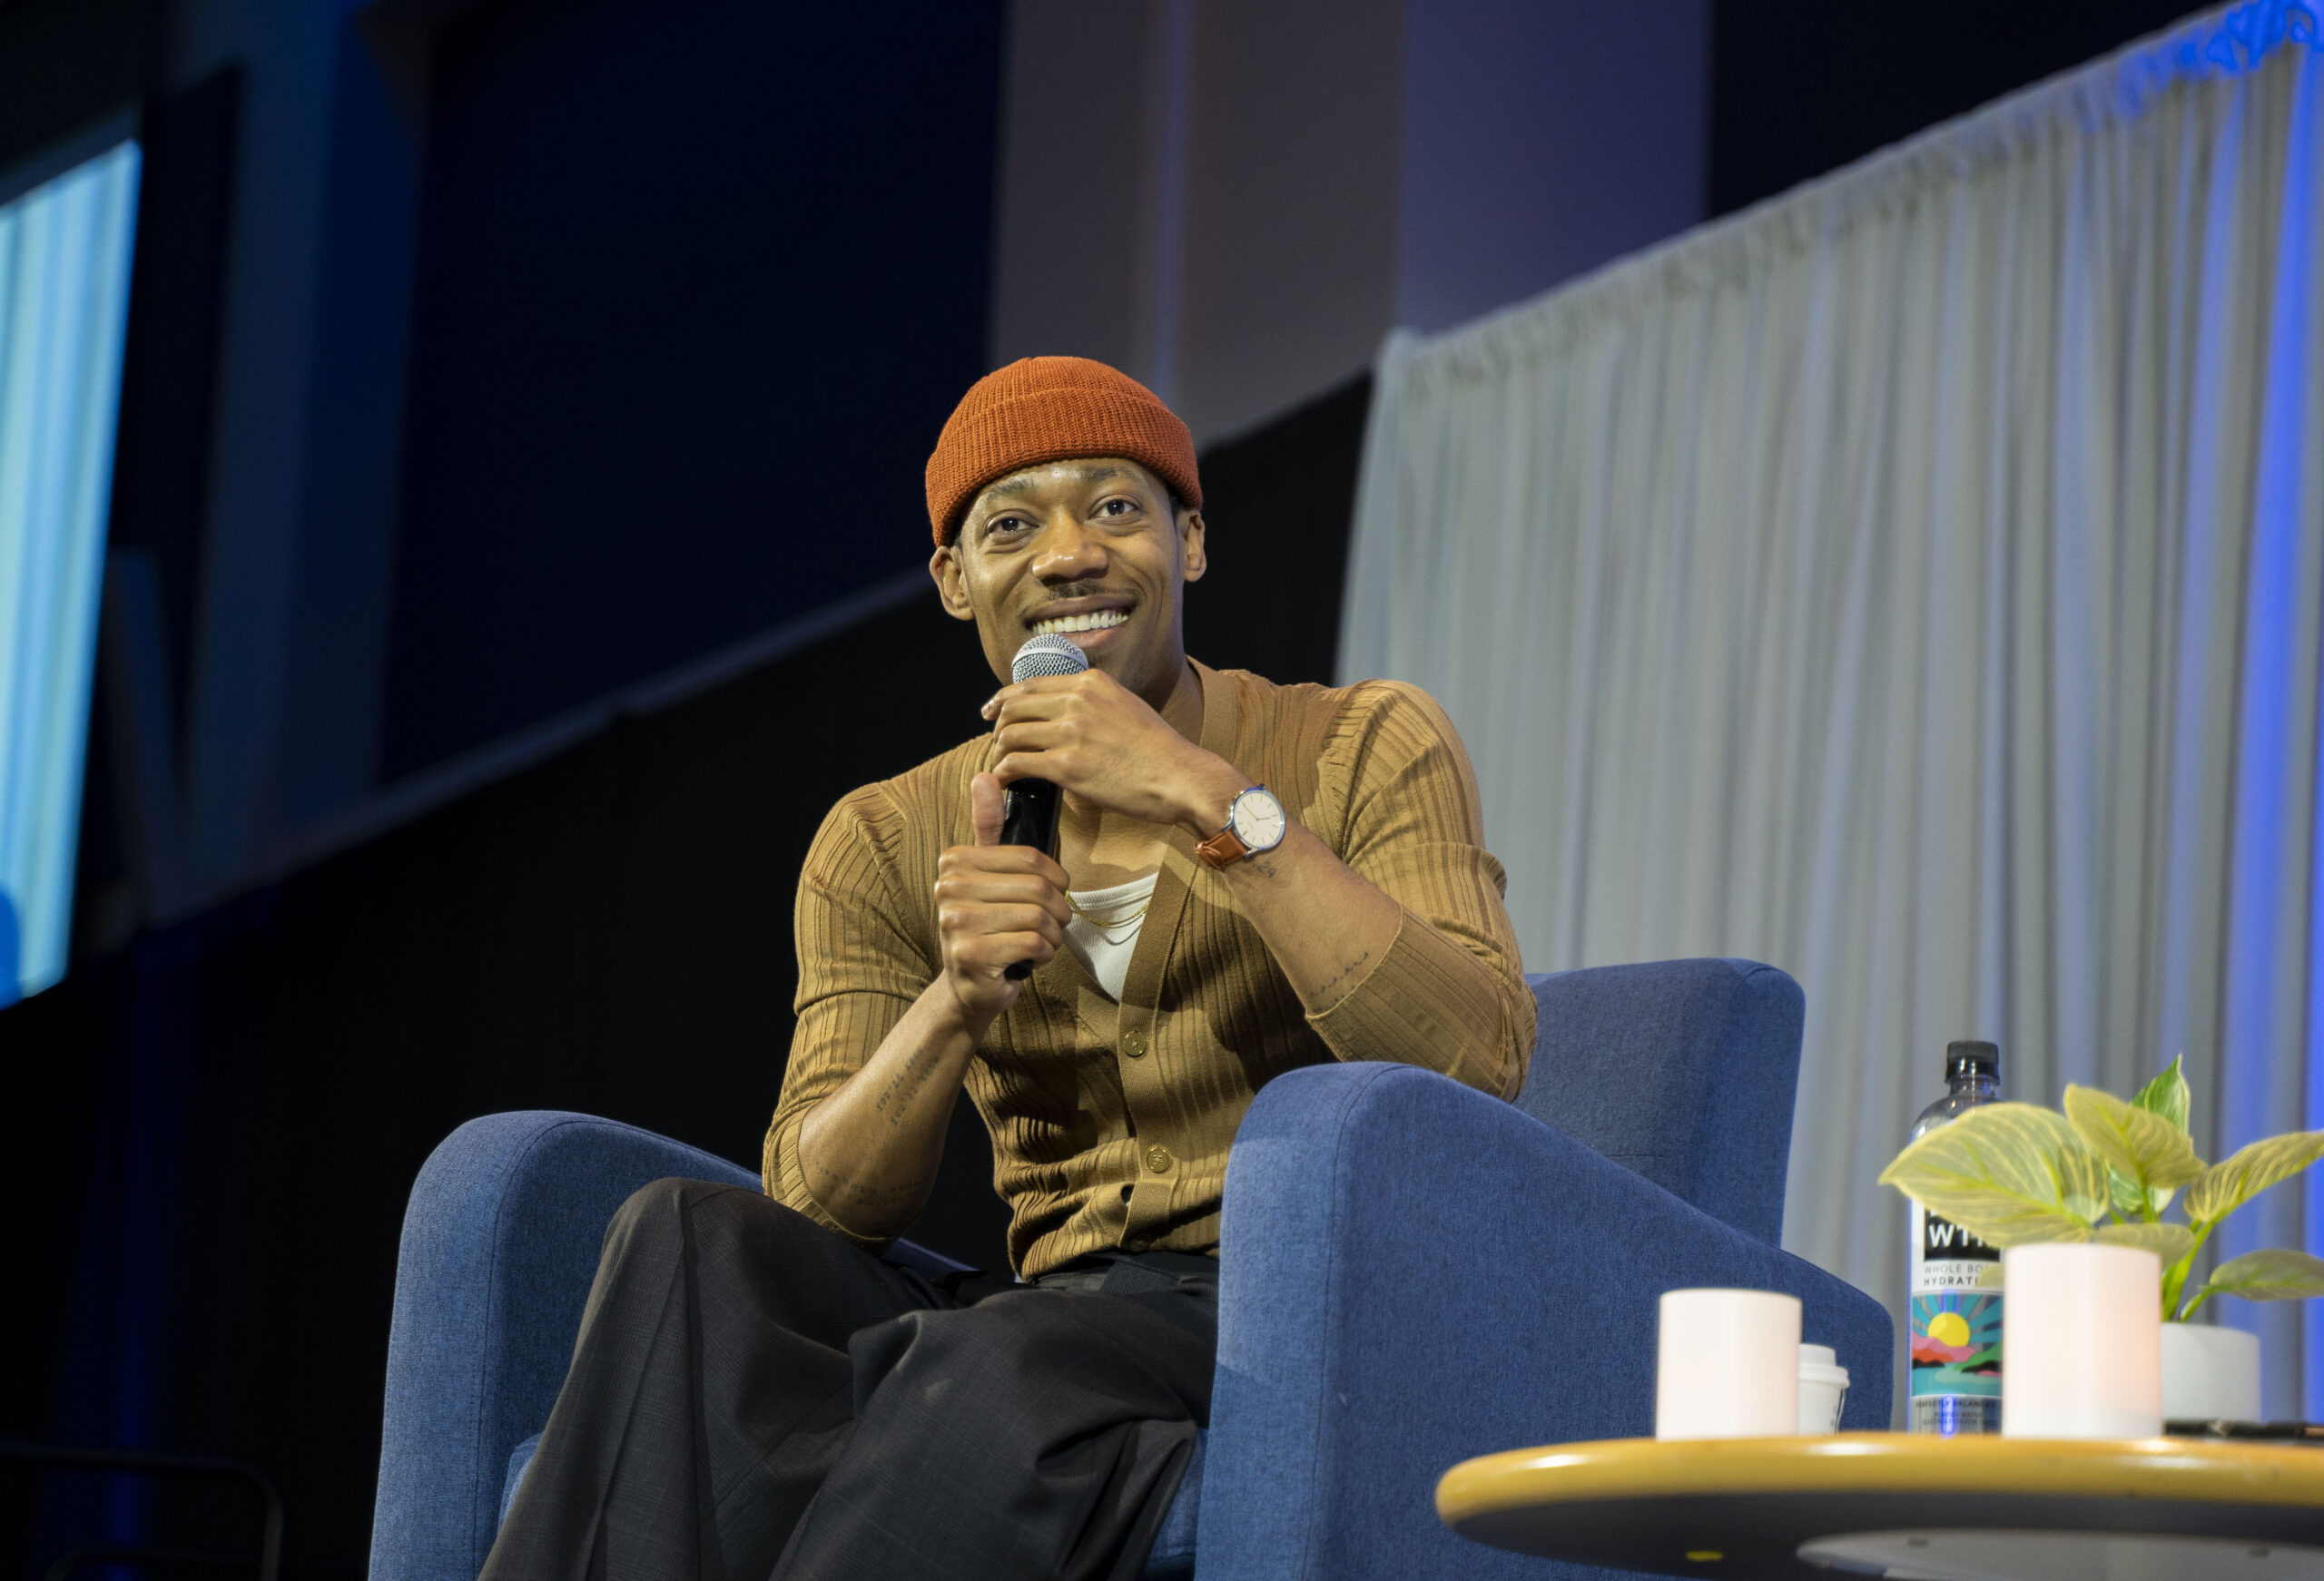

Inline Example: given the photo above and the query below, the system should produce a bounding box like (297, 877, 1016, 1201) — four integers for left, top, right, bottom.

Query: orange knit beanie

(925, 357, 1202, 545)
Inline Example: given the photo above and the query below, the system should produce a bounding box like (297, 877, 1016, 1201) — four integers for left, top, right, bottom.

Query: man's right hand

(933, 772, 1071, 1028)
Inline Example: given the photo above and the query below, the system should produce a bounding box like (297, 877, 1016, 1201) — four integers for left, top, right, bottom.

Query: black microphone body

(1000, 777, 1063, 860)
(1000, 779, 1063, 982)
(998, 633, 1091, 980)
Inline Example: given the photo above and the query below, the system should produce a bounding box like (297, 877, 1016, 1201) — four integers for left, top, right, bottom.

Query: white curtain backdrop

(1339, 4, 2324, 1415)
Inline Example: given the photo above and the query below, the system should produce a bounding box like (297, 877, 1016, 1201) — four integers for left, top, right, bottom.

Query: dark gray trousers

(478, 1179, 1216, 1581)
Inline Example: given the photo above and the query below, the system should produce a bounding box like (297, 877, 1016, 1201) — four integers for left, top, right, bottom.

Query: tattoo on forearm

(809, 1158, 920, 1215)
(1317, 949, 1371, 999)
(871, 1042, 940, 1128)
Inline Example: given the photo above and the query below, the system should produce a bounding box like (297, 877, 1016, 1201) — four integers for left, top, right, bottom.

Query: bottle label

(1909, 1203, 2002, 1399)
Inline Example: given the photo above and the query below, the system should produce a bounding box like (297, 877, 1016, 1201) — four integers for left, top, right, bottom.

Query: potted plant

(1880, 1056, 2324, 1421)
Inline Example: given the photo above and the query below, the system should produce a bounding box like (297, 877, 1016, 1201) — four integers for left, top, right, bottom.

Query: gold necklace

(1067, 890, 1155, 931)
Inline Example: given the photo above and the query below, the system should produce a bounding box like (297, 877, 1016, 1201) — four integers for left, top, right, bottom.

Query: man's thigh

(860, 1280, 1216, 1420)
(773, 1280, 1216, 1580)
(593, 1178, 952, 1351)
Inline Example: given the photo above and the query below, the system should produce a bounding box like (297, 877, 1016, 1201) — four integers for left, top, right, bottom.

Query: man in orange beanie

(483, 358, 1532, 1581)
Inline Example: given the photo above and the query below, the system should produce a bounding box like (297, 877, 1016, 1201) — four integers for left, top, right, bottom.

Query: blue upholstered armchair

(369, 959, 1891, 1581)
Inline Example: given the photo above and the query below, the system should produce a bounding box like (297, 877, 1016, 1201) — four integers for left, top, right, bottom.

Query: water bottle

(1906, 1040, 2004, 1435)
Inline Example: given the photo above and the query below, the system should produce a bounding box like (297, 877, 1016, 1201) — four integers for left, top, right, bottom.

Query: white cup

(2002, 1242, 2162, 1439)
(1656, 1288, 1803, 1439)
(1797, 1342, 1850, 1433)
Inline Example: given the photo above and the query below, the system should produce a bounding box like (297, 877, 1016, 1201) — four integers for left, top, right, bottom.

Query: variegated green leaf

(2201, 1249, 2324, 1302)
(2107, 1166, 2176, 1222)
(2065, 1085, 2205, 1210)
(2132, 1054, 2192, 1134)
(1878, 1103, 2108, 1246)
(2093, 1221, 2195, 1263)
(2183, 1132, 2324, 1225)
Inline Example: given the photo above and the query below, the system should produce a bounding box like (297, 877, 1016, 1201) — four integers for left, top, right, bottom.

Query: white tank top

(1060, 872, 1160, 1001)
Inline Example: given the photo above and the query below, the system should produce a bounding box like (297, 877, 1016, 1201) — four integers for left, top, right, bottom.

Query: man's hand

(982, 669, 1246, 837)
(933, 773, 1072, 1026)
(983, 667, 1402, 1024)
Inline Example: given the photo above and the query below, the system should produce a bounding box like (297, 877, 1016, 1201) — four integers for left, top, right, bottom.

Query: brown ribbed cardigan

(763, 661, 1535, 1277)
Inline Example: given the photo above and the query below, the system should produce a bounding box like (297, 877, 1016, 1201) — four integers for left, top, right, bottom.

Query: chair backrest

(1513, 958, 1803, 1245)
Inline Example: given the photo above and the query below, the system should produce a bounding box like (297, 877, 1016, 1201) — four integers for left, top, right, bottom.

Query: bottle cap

(1945, 1039, 1999, 1078)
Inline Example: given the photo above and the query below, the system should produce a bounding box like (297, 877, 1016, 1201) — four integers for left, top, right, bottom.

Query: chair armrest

(369, 1113, 760, 1581)
(370, 1110, 973, 1581)
(1197, 1064, 1891, 1581)
(881, 1236, 979, 1283)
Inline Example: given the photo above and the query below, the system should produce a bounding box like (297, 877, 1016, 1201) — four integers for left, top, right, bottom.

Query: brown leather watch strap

(1195, 826, 1251, 869)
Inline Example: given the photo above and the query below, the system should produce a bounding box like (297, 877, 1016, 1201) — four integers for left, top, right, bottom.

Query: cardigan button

(1144, 1144, 1173, 1173)
(1122, 1027, 1147, 1058)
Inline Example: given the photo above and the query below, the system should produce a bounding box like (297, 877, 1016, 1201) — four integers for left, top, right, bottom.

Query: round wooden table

(1435, 1433, 2324, 1579)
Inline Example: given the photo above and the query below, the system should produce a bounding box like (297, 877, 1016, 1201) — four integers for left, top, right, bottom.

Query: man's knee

(600, 1176, 774, 1263)
(606, 1177, 869, 1268)
(607, 1174, 729, 1231)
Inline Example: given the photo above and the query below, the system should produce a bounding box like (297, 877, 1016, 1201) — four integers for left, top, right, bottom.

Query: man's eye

(1098, 497, 1137, 517)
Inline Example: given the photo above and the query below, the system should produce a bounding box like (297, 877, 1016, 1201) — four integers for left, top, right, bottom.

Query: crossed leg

(481, 1180, 1212, 1581)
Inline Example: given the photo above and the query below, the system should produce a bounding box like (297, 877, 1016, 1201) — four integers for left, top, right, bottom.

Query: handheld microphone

(999, 633, 1089, 979)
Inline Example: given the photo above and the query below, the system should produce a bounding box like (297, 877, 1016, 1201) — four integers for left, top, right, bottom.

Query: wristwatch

(1196, 785, 1286, 869)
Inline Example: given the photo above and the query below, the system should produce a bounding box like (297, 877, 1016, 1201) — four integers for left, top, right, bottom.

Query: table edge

(1436, 1433, 2324, 1527)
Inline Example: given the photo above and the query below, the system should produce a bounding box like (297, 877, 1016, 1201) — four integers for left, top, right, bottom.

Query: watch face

(1230, 788, 1286, 854)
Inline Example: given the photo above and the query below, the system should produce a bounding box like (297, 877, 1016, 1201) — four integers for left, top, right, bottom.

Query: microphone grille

(1011, 633, 1091, 684)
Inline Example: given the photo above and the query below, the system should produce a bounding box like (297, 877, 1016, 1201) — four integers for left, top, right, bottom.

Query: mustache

(1029, 583, 1131, 608)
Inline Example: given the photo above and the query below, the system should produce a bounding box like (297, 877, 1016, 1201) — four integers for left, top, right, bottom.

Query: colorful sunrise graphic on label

(1908, 1292, 2001, 1398)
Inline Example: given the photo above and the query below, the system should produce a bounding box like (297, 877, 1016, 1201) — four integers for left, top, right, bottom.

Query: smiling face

(930, 457, 1206, 707)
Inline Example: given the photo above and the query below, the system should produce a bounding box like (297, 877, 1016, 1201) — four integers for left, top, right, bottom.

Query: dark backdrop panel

(74, 67, 243, 962)
(1181, 373, 1370, 687)
(102, 65, 241, 735)
(0, 0, 151, 178)
(381, 0, 1005, 778)
(1709, 0, 2201, 216)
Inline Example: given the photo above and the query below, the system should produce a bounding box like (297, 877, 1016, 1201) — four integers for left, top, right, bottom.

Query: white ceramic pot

(2160, 1321, 2261, 1421)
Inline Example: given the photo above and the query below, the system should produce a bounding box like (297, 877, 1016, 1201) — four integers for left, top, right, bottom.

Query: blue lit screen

(0, 139, 140, 1005)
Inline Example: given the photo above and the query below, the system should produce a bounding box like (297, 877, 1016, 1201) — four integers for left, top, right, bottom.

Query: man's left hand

(983, 670, 1243, 837)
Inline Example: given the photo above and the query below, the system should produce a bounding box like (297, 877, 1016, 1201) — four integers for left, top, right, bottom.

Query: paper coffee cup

(1797, 1342, 1850, 1434)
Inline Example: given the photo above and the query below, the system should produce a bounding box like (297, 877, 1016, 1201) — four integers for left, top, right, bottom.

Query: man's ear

(930, 543, 979, 623)
(1179, 509, 1208, 584)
